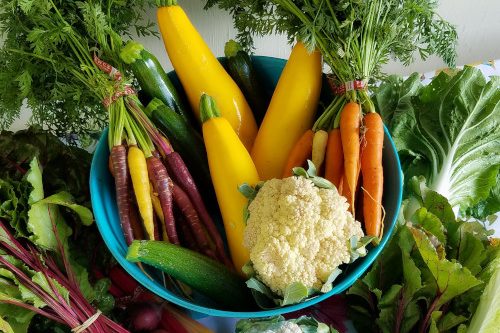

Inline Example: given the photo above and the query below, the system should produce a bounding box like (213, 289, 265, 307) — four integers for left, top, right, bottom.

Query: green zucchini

(224, 40, 270, 125)
(120, 41, 192, 125)
(126, 240, 253, 310)
(144, 98, 213, 198)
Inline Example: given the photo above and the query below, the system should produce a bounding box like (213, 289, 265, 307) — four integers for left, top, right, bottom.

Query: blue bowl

(90, 56, 403, 318)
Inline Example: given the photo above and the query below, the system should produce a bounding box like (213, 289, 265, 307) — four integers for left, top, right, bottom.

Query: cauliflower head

(243, 176, 364, 296)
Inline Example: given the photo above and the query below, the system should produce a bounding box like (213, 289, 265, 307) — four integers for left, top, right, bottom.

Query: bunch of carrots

(284, 100, 385, 239)
(107, 93, 231, 268)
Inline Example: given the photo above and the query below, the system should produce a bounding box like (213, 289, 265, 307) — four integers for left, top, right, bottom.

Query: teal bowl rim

(90, 55, 403, 318)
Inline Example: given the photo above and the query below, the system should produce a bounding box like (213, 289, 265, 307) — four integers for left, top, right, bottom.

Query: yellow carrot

(311, 129, 329, 172)
(128, 145, 154, 240)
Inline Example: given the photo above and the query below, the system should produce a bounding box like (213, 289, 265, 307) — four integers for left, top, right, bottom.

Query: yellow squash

(251, 42, 322, 180)
(200, 94, 260, 275)
(156, 0, 257, 151)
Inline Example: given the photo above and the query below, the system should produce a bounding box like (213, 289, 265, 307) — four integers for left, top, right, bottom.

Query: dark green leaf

(437, 312, 467, 331)
(410, 227, 482, 307)
(411, 207, 446, 244)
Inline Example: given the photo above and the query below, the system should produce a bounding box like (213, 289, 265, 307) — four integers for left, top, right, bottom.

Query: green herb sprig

(206, 0, 457, 127)
(0, 0, 157, 143)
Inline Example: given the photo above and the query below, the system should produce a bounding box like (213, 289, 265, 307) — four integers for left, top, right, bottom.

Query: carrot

(282, 129, 314, 178)
(340, 102, 361, 215)
(177, 213, 201, 253)
(324, 128, 344, 189)
(110, 145, 134, 245)
(129, 191, 145, 240)
(128, 145, 155, 240)
(147, 155, 178, 245)
(152, 213, 162, 241)
(164, 152, 230, 266)
(108, 155, 114, 177)
(171, 183, 217, 260)
(150, 186, 168, 241)
(341, 173, 350, 201)
(311, 129, 329, 173)
(361, 112, 384, 238)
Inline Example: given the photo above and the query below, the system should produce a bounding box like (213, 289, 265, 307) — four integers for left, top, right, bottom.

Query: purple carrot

(128, 196, 145, 240)
(111, 145, 134, 245)
(171, 182, 217, 260)
(176, 211, 201, 253)
(146, 155, 178, 245)
(165, 151, 231, 266)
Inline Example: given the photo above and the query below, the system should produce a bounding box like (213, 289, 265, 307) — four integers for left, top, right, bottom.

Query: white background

(141, 0, 500, 75)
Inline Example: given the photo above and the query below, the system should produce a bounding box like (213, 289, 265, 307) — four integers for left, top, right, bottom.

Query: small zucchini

(224, 40, 270, 125)
(126, 240, 253, 310)
(120, 41, 192, 125)
(144, 98, 212, 195)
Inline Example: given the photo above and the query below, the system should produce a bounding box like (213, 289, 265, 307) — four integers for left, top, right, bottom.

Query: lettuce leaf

(466, 258, 500, 333)
(375, 66, 500, 213)
(347, 185, 498, 333)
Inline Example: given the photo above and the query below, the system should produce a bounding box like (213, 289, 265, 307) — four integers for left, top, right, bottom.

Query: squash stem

(199, 94, 221, 123)
(156, 0, 177, 6)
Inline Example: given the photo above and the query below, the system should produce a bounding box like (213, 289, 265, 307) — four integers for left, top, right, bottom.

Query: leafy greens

(347, 181, 499, 333)
(0, 129, 116, 332)
(374, 66, 500, 217)
(0, 0, 157, 143)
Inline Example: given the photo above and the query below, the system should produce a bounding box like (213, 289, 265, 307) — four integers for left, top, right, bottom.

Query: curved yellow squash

(251, 42, 322, 180)
(200, 95, 260, 275)
(157, 4, 257, 151)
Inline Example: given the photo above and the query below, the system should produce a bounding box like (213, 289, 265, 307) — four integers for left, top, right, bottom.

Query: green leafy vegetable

(347, 184, 499, 333)
(0, 130, 117, 331)
(206, 0, 457, 133)
(375, 66, 500, 214)
(467, 258, 500, 333)
(0, 1, 157, 142)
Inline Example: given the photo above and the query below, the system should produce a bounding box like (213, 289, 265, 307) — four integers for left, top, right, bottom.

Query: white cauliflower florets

(244, 176, 364, 296)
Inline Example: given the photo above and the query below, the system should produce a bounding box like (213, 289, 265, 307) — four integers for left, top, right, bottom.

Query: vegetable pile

(0, 128, 121, 332)
(1, 0, 499, 331)
(345, 66, 500, 333)
(348, 180, 499, 333)
(0, 128, 217, 333)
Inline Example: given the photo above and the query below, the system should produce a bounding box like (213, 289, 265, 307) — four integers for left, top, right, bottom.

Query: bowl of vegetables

(90, 48, 403, 317)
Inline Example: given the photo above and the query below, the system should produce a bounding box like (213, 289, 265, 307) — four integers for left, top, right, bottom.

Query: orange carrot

(361, 112, 384, 238)
(324, 128, 343, 189)
(282, 129, 314, 178)
(340, 102, 361, 215)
